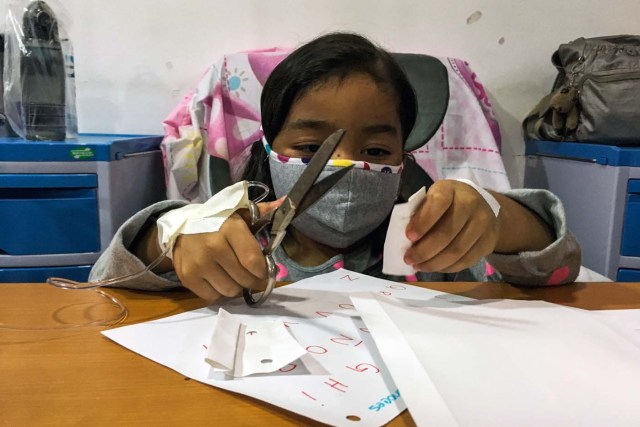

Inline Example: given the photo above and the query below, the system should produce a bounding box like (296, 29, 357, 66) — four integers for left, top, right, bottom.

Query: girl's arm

(490, 191, 555, 254)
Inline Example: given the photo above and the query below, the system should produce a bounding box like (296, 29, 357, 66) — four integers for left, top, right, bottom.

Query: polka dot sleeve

(486, 188, 582, 286)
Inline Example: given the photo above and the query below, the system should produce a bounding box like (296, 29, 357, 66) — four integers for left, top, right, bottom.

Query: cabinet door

(0, 174, 99, 255)
(617, 268, 640, 282)
(621, 180, 640, 257)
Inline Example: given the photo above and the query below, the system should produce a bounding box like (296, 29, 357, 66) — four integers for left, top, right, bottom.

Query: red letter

(306, 345, 328, 354)
(330, 334, 354, 345)
(301, 391, 317, 401)
(324, 378, 349, 393)
(279, 363, 297, 373)
(346, 363, 380, 374)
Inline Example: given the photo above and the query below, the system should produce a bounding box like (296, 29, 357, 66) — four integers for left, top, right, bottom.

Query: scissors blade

(287, 128, 346, 208)
(295, 164, 353, 215)
(271, 129, 346, 232)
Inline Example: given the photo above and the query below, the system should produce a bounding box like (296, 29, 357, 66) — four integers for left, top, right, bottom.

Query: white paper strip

(350, 292, 459, 427)
(383, 187, 426, 276)
(454, 178, 500, 217)
(205, 308, 307, 377)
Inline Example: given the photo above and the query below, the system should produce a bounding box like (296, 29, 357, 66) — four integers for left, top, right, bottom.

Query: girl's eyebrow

(362, 124, 399, 136)
(285, 119, 333, 131)
(286, 120, 398, 136)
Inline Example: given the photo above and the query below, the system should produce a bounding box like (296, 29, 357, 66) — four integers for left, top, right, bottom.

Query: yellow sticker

(331, 159, 354, 167)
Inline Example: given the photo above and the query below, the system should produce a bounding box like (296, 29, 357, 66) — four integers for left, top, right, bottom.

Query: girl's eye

(294, 144, 321, 154)
(363, 147, 391, 157)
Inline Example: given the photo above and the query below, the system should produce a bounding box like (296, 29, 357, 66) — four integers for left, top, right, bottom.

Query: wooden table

(2, 281, 640, 426)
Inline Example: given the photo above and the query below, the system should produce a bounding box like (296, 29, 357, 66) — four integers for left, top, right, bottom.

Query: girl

(90, 33, 581, 302)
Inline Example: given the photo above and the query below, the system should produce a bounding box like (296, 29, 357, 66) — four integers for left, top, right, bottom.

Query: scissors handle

(242, 201, 278, 307)
(242, 254, 277, 307)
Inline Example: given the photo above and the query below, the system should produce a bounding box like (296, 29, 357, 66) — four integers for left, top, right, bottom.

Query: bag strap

(522, 92, 554, 140)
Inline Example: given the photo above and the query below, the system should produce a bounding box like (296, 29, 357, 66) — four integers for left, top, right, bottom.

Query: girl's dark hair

(261, 32, 417, 144)
(241, 32, 418, 196)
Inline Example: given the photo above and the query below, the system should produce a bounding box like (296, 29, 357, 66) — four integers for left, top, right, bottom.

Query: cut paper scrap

(205, 308, 307, 377)
(350, 292, 640, 427)
(383, 187, 426, 276)
(102, 269, 450, 427)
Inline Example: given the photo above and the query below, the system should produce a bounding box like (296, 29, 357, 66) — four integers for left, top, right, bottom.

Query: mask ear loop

(19, 181, 273, 331)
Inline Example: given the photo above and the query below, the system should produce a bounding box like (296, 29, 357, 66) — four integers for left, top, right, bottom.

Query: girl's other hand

(403, 180, 499, 273)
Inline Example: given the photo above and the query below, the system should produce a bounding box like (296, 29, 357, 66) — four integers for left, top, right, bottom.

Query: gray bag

(524, 35, 640, 146)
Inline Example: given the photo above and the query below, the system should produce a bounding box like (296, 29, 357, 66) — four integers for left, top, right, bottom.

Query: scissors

(243, 129, 353, 307)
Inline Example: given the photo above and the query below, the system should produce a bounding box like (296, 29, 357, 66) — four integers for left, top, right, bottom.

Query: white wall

(9, 0, 640, 186)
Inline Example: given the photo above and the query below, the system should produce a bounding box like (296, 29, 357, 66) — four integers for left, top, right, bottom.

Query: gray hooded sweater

(89, 188, 581, 291)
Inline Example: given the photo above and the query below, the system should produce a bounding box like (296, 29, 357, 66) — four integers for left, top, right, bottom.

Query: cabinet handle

(115, 149, 161, 160)
(533, 153, 601, 164)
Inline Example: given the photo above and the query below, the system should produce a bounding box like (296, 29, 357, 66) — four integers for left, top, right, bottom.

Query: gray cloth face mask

(269, 157, 401, 248)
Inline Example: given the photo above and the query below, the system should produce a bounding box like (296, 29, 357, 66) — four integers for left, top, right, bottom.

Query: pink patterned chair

(161, 48, 509, 202)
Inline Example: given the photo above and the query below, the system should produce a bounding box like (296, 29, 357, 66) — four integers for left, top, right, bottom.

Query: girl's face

(271, 73, 404, 166)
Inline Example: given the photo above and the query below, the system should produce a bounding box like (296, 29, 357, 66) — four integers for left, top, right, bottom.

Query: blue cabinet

(525, 140, 640, 282)
(0, 134, 166, 283)
(621, 180, 640, 257)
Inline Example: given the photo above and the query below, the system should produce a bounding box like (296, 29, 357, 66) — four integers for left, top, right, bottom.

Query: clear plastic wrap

(4, 0, 77, 140)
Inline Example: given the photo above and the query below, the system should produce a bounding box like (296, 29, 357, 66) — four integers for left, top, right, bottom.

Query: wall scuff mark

(466, 11, 482, 24)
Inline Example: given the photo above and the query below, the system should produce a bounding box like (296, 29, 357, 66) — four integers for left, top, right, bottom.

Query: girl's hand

(172, 198, 284, 303)
(404, 180, 499, 273)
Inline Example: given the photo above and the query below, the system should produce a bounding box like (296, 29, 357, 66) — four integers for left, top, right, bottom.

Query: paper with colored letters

(103, 269, 450, 426)
(103, 269, 640, 426)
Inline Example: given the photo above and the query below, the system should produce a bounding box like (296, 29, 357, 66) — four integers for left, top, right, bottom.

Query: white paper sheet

(595, 308, 640, 330)
(351, 292, 640, 427)
(102, 269, 448, 427)
(591, 308, 640, 348)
